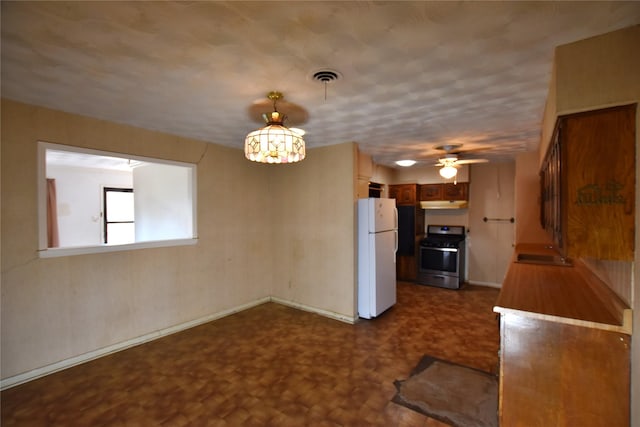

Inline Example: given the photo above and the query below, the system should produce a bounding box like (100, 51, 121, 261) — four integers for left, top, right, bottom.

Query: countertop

(494, 243, 632, 334)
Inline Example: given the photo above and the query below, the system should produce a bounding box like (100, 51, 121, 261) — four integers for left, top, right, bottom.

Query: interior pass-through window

(38, 142, 198, 257)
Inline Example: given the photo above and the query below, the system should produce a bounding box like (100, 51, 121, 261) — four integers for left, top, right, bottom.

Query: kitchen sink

(515, 253, 573, 267)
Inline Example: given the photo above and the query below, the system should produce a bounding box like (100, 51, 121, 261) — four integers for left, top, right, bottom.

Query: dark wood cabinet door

(419, 184, 443, 201)
(443, 182, 468, 200)
(389, 184, 417, 205)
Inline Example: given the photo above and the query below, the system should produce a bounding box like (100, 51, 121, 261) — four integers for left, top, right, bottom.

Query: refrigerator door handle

(394, 229, 398, 263)
(393, 207, 398, 230)
(393, 206, 398, 263)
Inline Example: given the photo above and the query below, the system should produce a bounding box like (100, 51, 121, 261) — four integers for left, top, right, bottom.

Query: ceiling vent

(312, 69, 341, 83)
(311, 69, 341, 99)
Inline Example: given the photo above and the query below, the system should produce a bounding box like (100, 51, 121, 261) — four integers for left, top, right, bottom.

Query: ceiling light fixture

(395, 160, 416, 167)
(244, 91, 306, 164)
(439, 164, 458, 179)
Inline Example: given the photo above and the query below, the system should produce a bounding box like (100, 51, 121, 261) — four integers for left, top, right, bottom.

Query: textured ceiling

(2, 1, 639, 167)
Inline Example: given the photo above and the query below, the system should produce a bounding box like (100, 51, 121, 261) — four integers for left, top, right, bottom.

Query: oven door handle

(422, 247, 458, 253)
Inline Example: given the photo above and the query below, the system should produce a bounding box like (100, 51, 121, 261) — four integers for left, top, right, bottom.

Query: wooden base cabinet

(396, 205, 417, 282)
(499, 314, 630, 427)
(397, 254, 417, 282)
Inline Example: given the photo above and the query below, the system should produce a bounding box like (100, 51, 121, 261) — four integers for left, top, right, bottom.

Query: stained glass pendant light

(244, 91, 306, 164)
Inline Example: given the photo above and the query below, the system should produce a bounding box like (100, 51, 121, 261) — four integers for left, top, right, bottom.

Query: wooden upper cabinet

(389, 184, 418, 205)
(392, 182, 470, 205)
(419, 182, 469, 201)
(419, 184, 443, 201)
(541, 104, 636, 260)
(443, 182, 468, 201)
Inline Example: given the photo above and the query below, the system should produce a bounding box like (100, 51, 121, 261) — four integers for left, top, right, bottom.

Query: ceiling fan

(434, 144, 488, 179)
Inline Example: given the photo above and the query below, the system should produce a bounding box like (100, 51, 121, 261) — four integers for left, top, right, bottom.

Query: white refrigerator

(358, 198, 398, 319)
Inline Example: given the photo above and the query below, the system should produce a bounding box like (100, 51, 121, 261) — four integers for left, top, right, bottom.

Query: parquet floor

(1, 282, 500, 426)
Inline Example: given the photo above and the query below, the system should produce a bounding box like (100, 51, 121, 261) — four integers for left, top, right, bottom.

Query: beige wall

(534, 25, 639, 424)
(555, 25, 640, 115)
(1, 99, 357, 383)
(270, 143, 357, 318)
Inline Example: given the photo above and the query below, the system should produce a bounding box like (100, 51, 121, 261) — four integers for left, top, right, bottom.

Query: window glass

(106, 223, 136, 245)
(105, 189, 134, 222)
(104, 188, 134, 244)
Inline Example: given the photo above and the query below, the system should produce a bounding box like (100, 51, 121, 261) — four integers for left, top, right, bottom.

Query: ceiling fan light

(439, 165, 457, 179)
(395, 159, 416, 167)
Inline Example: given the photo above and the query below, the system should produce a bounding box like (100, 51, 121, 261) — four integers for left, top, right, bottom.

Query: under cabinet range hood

(420, 200, 468, 210)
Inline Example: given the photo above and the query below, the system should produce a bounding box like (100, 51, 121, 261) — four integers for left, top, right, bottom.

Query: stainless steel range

(417, 225, 466, 289)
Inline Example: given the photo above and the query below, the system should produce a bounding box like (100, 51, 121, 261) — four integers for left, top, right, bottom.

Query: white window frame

(37, 142, 198, 258)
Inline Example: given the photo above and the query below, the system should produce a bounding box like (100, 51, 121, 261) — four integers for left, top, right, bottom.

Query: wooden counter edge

(493, 305, 632, 335)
